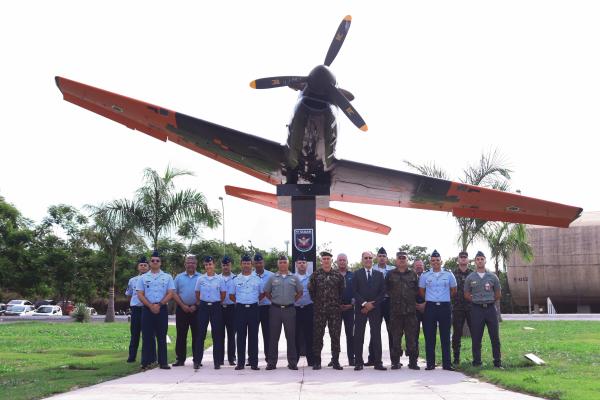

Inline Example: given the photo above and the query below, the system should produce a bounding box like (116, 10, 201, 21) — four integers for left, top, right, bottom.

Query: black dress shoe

(194, 363, 200, 370)
(229, 360, 236, 366)
(235, 365, 244, 370)
(331, 363, 343, 370)
(159, 364, 171, 370)
(391, 364, 401, 370)
(354, 364, 363, 371)
(266, 364, 276, 370)
(172, 361, 185, 367)
(250, 365, 260, 370)
(364, 361, 374, 367)
(374, 365, 387, 371)
(472, 361, 482, 367)
(288, 364, 298, 370)
(327, 360, 333, 367)
(246, 362, 251, 366)
(442, 366, 455, 371)
(214, 365, 221, 370)
(140, 364, 149, 371)
(408, 364, 420, 370)
(127, 358, 136, 363)
(425, 365, 435, 370)
(312, 364, 322, 370)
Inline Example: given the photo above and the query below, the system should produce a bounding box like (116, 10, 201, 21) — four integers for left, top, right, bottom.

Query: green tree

(405, 149, 512, 251)
(86, 203, 143, 322)
(109, 166, 221, 250)
(484, 222, 533, 276)
(397, 244, 431, 269)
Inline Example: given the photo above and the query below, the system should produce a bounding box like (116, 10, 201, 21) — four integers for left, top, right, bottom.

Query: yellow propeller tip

(249, 81, 256, 89)
(344, 15, 352, 21)
(360, 124, 368, 132)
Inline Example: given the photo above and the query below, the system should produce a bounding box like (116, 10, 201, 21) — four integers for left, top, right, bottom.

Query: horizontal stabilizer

(225, 186, 390, 235)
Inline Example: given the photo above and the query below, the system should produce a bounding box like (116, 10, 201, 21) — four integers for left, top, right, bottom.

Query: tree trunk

(104, 255, 117, 323)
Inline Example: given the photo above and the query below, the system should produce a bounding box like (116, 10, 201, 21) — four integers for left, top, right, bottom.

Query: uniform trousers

(258, 305, 270, 360)
(423, 301, 452, 368)
(196, 301, 224, 367)
(313, 309, 342, 361)
(267, 305, 297, 366)
(341, 306, 355, 364)
(368, 297, 392, 362)
(175, 306, 198, 363)
(390, 313, 418, 365)
(128, 306, 143, 361)
(451, 306, 472, 360)
(295, 304, 314, 365)
(354, 305, 383, 366)
(471, 303, 501, 365)
(235, 303, 259, 367)
(141, 304, 168, 366)
(218, 304, 236, 364)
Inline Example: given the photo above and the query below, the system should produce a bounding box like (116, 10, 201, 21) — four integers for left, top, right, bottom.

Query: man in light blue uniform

(136, 250, 175, 370)
(253, 252, 274, 362)
(231, 254, 262, 370)
(218, 255, 237, 366)
(418, 249, 457, 371)
(126, 256, 149, 363)
(194, 256, 226, 369)
(294, 253, 314, 366)
(172, 255, 201, 367)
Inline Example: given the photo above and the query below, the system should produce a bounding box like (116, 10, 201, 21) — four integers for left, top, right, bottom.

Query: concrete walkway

(46, 326, 543, 400)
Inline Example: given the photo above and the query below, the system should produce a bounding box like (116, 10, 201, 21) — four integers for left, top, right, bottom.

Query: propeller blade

(250, 76, 307, 89)
(338, 88, 355, 102)
(328, 86, 367, 131)
(324, 15, 352, 67)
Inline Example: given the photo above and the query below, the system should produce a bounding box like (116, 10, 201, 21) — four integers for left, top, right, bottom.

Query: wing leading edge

(330, 159, 582, 228)
(55, 77, 286, 185)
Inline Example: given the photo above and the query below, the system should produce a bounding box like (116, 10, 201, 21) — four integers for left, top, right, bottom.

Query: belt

(236, 303, 258, 308)
(426, 301, 450, 306)
(473, 302, 495, 308)
(271, 303, 294, 308)
(200, 300, 220, 306)
(296, 304, 313, 309)
(222, 303, 235, 308)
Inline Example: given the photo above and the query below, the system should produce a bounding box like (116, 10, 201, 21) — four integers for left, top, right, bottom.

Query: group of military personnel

(125, 247, 503, 372)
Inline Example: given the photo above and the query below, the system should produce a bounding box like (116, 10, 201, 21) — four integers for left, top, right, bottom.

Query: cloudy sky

(1, 1, 598, 264)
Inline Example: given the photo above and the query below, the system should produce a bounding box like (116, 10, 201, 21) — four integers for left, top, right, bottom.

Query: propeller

(249, 15, 368, 132)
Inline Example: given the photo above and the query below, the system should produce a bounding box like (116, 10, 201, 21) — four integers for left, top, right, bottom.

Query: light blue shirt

(219, 273, 237, 305)
(136, 270, 175, 304)
(419, 269, 457, 302)
(374, 264, 394, 297)
(195, 274, 226, 302)
(294, 272, 313, 307)
(174, 271, 201, 305)
(254, 269, 274, 305)
(232, 274, 262, 304)
(126, 275, 143, 307)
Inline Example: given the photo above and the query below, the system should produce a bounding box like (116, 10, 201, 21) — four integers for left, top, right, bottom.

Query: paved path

(46, 325, 543, 400)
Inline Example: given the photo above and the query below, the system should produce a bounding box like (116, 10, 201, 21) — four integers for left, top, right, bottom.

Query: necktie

(367, 269, 371, 282)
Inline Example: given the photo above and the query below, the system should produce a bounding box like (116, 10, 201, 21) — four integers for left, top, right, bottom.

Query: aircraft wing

(55, 77, 285, 185)
(225, 186, 391, 234)
(329, 159, 582, 228)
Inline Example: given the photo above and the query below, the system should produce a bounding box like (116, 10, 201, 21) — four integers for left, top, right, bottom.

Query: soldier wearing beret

(308, 251, 345, 370)
(464, 251, 503, 368)
(452, 250, 473, 365)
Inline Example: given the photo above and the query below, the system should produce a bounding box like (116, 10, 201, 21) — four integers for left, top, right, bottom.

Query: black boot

(331, 353, 343, 370)
(408, 357, 420, 370)
(312, 356, 322, 370)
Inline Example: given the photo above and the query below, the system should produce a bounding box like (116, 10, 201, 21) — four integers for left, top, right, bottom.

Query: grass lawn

(0, 321, 212, 400)
(420, 320, 600, 400)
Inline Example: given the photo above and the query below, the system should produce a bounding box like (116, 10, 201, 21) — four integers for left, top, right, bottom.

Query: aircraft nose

(308, 65, 336, 93)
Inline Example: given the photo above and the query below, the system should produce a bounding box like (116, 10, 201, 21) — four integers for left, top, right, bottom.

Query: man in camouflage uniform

(386, 251, 420, 370)
(452, 250, 473, 365)
(308, 251, 345, 370)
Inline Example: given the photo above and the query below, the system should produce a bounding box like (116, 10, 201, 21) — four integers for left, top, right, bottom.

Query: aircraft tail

(225, 185, 390, 235)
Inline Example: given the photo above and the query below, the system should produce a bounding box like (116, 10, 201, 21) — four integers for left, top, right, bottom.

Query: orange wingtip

(249, 80, 257, 89)
(360, 124, 368, 132)
(344, 15, 352, 21)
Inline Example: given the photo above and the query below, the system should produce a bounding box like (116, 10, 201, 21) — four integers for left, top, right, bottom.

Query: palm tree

(484, 222, 533, 275)
(109, 166, 221, 250)
(405, 149, 512, 251)
(86, 203, 142, 322)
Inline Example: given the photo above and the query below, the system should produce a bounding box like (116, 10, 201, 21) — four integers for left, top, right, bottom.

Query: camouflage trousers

(389, 312, 419, 364)
(313, 310, 342, 358)
(451, 307, 472, 360)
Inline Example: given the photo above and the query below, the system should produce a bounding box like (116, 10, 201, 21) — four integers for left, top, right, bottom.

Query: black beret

(377, 247, 387, 255)
(253, 253, 263, 261)
(431, 249, 441, 258)
(320, 251, 333, 257)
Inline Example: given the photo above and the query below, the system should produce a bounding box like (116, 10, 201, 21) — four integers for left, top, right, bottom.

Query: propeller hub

(307, 65, 336, 95)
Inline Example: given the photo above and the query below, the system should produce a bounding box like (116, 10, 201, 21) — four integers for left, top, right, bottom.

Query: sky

(1, 1, 599, 265)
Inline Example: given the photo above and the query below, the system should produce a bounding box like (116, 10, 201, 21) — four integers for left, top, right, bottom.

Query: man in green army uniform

(308, 251, 345, 370)
(386, 250, 420, 370)
(452, 250, 473, 365)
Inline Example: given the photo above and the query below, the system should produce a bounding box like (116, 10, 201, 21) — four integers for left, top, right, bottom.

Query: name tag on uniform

(485, 282, 491, 291)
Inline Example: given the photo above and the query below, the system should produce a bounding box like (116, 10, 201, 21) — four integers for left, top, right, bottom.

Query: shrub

(71, 303, 91, 323)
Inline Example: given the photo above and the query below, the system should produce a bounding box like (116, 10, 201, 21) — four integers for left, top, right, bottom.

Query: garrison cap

(278, 254, 288, 261)
(459, 251, 469, 257)
(320, 251, 333, 257)
(222, 255, 232, 264)
(138, 255, 148, 264)
(241, 254, 252, 262)
(431, 249, 441, 258)
(377, 247, 387, 255)
(253, 252, 264, 262)
(203, 255, 214, 263)
(151, 250, 160, 258)
(476, 250, 486, 258)
(296, 253, 307, 261)
(396, 251, 408, 257)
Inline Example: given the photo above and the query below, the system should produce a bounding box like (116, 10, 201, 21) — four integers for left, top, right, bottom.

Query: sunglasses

(363, 256, 373, 260)
(150, 259, 160, 263)
(397, 256, 407, 260)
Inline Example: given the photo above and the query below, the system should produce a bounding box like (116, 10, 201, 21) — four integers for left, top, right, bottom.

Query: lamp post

(219, 196, 225, 256)
(284, 240, 290, 255)
(248, 239, 253, 253)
